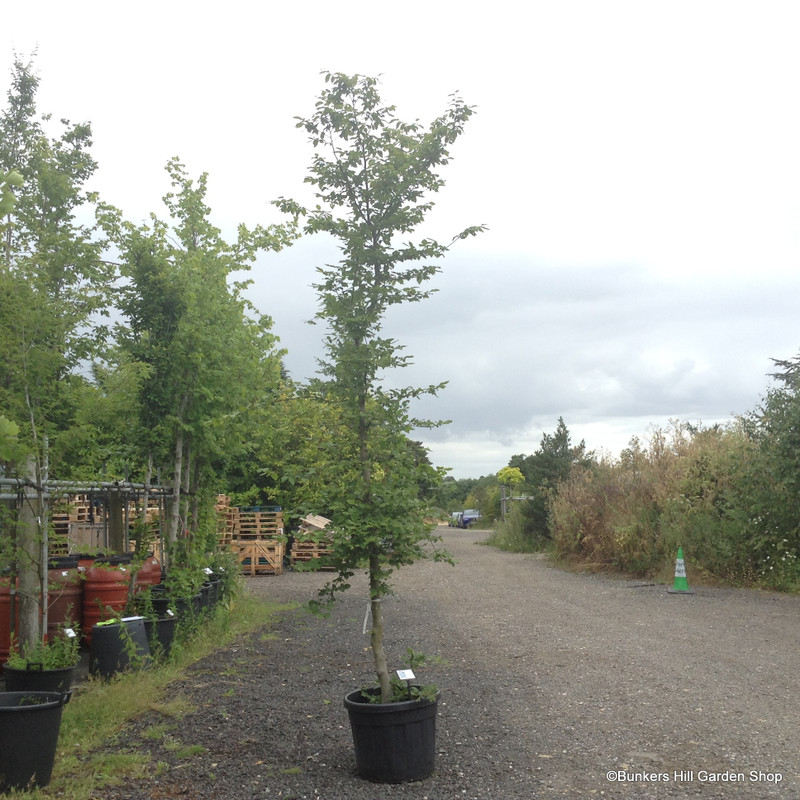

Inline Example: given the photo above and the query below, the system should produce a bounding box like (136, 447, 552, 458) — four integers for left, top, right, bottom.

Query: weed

(143, 723, 175, 740)
(174, 744, 206, 759)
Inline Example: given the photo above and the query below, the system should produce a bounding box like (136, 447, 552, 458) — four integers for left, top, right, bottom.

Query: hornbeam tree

(276, 72, 483, 702)
(0, 56, 108, 649)
(101, 158, 297, 549)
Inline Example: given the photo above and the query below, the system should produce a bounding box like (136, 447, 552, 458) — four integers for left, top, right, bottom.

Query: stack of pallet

(290, 514, 334, 570)
(52, 494, 106, 552)
(67, 494, 94, 523)
(230, 507, 285, 576)
(50, 508, 72, 555)
(214, 495, 235, 547)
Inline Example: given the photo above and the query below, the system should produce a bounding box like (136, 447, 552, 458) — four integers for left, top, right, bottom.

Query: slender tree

(276, 72, 483, 701)
(101, 158, 296, 550)
(0, 56, 108, 648)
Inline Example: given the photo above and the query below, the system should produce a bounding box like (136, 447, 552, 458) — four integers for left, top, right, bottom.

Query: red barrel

(82, 558, 132, 646)
(47, 556, 83, 640)
(0, 577, 19, 668)
(135, 554, 161, 591)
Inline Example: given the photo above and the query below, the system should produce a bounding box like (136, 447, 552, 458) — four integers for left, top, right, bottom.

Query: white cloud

(3, 1, 800, 478)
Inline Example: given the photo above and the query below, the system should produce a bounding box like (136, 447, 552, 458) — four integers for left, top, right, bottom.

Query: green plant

(6, 627, 81, 670)
(361, 648, 438, 704)
(277, 72, 481, 704)
(205, 547, 240, 604)
(164, 542, 205, 599)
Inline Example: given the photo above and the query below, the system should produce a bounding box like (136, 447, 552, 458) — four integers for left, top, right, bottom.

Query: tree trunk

(369, 554, 392, 702)
(17, 456, 43, 651)
(107, 488, 125, 552)
(181, 437, 192, 534)
(168, 427, 184, 545)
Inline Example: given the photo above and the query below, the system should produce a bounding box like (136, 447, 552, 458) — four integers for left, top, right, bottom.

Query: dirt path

(102, 527, 800, 798)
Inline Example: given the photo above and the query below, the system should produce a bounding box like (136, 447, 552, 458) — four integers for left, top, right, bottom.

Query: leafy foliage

(278, 73, 481, 701)
(504, 418, 594, 543)
(0, 56, 110, 481)
(6, 627, 80, 669)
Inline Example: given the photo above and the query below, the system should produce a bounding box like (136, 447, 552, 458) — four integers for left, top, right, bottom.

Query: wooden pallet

(232, 540, 284, 576)
(214, 496, 235, 547)
(232, 510, 283, 540)
(290, 552, 335, 570)
(290, 529, 334, 569)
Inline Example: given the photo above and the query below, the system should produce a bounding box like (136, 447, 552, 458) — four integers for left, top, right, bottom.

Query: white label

(64, 628, 77, 639)
(396, 669, 415, 681)
(675, 560, 686, 577)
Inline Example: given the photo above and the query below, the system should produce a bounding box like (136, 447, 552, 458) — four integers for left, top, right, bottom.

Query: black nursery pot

(144, 615, 177, 660)
(149, 585, 171, 618)
(89, 618, 151, 679)
(343, 688, 440, 783)
(0, 691, 70, 791)
(2, 663, 75, 694)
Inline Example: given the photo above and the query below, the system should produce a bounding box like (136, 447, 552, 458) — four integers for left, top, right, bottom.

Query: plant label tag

(64, 628, 77, 639)
(396, 669, 415, 681)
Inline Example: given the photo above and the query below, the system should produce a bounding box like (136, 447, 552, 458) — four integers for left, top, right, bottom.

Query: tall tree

(100, 158, 296, 548)
(0, 56, 109, 479)
(0, 56, 108, 648)
(276, 72, 483, 702)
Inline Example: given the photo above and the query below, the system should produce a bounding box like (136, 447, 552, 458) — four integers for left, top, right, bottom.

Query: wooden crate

(68, 522, 106, 551)
(232, 540, 285, 576)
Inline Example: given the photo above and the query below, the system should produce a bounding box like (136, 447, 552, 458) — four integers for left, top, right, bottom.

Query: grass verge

(3, 592, 295, 799)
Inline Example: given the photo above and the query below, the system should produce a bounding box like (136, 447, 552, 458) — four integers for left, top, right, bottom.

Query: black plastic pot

(199, 582, 212, 610)
(207, 579, 220, 607)
(89, 617, 151, 679)
(150, 591, 171, 618)
(0, 691, 70, 791)
(2, 663, 76, 694)
(144, 615, 177, 660)
(344, 688, 440, 783)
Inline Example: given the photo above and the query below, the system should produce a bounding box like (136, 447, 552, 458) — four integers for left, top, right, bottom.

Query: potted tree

(276, 72, 482, 783)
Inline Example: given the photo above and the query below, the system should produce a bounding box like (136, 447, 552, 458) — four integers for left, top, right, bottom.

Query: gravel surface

(98, 527, 799, 799)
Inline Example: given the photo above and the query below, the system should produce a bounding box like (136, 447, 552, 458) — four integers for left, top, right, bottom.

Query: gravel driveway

(100, 527, 799, 798)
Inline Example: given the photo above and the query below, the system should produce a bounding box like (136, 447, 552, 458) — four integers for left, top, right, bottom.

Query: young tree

(100, 158, 296, 549)
(509, 417, 594, 540)
(276, 72, 483, 702)
(0, 56, 109, 648)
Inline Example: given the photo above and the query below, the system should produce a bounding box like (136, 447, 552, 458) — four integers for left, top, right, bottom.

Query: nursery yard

(100, 527, 799, 799)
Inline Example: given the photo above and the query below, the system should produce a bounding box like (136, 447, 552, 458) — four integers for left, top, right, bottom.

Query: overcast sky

(4, 2, 800, 478)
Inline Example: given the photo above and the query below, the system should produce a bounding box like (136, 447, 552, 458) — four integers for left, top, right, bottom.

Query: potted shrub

(277, 72, 481, 782)
(3, 627, 80, 693)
